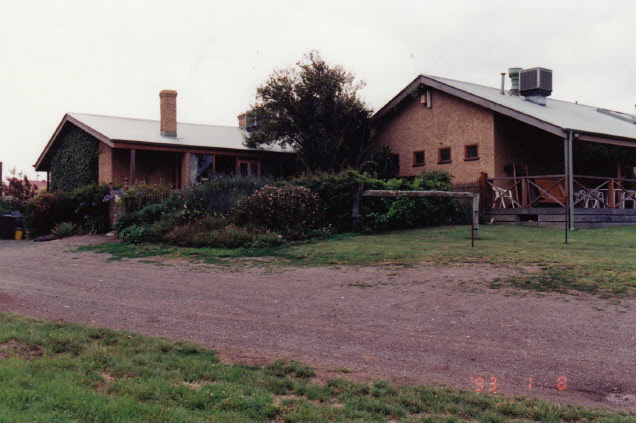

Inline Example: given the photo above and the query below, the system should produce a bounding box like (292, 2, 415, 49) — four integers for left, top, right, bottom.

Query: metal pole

(471, 213, 474, 247)
(564, 134, 569, 244)
(472, 193, 480, 241)
(352, 184, 363, 230)
(568, 131, 574, 230)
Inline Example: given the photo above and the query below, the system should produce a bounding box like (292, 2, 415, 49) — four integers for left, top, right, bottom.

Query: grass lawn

(0, 313, 634, 423)
(80, 225, 636, 297)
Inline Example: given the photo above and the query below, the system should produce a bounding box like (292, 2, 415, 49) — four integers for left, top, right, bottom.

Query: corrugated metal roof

(375, 75, 636, 140)
(68, 113, 292, 153)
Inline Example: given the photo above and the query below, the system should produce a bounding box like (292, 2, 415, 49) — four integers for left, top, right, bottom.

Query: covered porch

(115, 145, 293, 189)
(482, 174, 636, 228)
(481, 116, 635, 228)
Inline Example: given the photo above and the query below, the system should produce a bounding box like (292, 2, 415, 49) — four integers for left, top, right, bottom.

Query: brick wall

(181, 152, 191, 190)
(373, 89, 495, 183)
(98, 143, 113, 184)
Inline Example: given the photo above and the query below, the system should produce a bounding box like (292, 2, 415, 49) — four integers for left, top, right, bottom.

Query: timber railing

(354, 188, 480, 246)
(481, 174, 636, 209)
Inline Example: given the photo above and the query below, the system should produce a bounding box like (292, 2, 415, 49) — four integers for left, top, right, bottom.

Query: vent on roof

(596, 108, 636, 125)
(508, 67, 522, 96)
(519, 68, 552, 106)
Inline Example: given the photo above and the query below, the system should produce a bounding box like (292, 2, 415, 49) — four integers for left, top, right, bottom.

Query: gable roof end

(34, 114, 115, 172)
(373, 75, 635, 142)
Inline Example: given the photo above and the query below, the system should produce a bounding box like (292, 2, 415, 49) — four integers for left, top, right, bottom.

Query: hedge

(112, 171, 469, 247)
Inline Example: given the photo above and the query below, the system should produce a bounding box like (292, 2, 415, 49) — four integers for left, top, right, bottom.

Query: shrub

(163, 215, 284, 249)
(289, 170, 466, 233)
(162, 215, 229, 246)
(287, 170, 366, 232)
(71, 184, 110, 234)
(24, 184, 111, 236)
(52, 222, 77, 238)
(121, 184, 173, 214)
(24, 192, 75, 236)
(114, 191, 189, 243)
(118, 224, 151, 244)
(164, 220, 283, 249)
(232, 185, 324, 240)
(115, 203, 169, 233)
(183, 176, 269, 216)
(361, 171, 467, 231)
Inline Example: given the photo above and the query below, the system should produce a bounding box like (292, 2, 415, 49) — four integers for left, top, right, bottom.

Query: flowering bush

(71, 184, 110, 233)
(0, 176, 38, 208)
(232, 185, 325, 240)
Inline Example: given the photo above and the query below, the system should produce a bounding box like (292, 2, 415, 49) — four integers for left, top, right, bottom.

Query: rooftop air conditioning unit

(519, 67, 553, 97)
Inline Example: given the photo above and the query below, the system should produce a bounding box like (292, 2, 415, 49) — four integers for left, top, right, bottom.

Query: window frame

(412, 150, 425, 167)
(464, 143, 479, 161)
(437, 147, 452, 164)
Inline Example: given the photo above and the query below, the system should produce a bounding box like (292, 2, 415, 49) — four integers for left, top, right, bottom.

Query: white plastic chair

(585, 190, 605, 208)
(620, 190, 635, 209)
(492, 186, 516, 209)
(574, 190, 588, 208)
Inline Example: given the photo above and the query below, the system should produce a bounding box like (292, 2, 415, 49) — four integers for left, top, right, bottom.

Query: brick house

(373, 68, 635, 227)
(34, 90, 293, 190)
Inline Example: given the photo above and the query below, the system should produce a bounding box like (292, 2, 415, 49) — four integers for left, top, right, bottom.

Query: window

(413, 151, 425, 166)
(465, 144, 479, 161)
(237, 160, 261, 177)
(438, 147, 451, 164)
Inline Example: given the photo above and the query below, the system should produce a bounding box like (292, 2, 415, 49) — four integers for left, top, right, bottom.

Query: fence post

(479, 172, 487, 208)
(521, 178, 529, 207)
(352, 184, 363, 230)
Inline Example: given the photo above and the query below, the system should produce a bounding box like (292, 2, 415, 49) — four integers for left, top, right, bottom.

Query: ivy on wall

(50, 126, 99, 192)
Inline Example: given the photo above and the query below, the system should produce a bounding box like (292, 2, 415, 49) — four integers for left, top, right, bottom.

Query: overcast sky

(0, 0, 636, 179)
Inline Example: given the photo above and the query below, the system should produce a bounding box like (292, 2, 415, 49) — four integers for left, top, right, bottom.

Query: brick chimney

(159, 90, 177, 137)
(237, 113, 247, 129)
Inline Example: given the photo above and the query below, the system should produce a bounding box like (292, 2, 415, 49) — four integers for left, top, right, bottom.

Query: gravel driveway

(0, 236, 634, 410)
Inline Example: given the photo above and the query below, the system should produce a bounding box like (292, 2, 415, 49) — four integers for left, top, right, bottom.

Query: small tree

(244, 51, 374, 172)
(360, 146, 400, 179)
(1, 175, 38, 205)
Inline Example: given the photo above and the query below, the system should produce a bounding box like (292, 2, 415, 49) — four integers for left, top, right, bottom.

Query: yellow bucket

(14, 230, 23, 241)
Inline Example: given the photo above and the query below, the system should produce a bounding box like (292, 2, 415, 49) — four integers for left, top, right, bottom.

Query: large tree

(244, 51, 374, 172)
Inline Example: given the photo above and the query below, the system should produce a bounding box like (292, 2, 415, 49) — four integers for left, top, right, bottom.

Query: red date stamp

(470, 375, 568, 393)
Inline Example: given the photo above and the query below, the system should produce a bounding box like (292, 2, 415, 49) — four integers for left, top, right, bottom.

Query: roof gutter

(561, 128, 635, 147)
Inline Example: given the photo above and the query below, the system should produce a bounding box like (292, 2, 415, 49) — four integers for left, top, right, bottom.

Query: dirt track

(0, 236, 635, 410)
